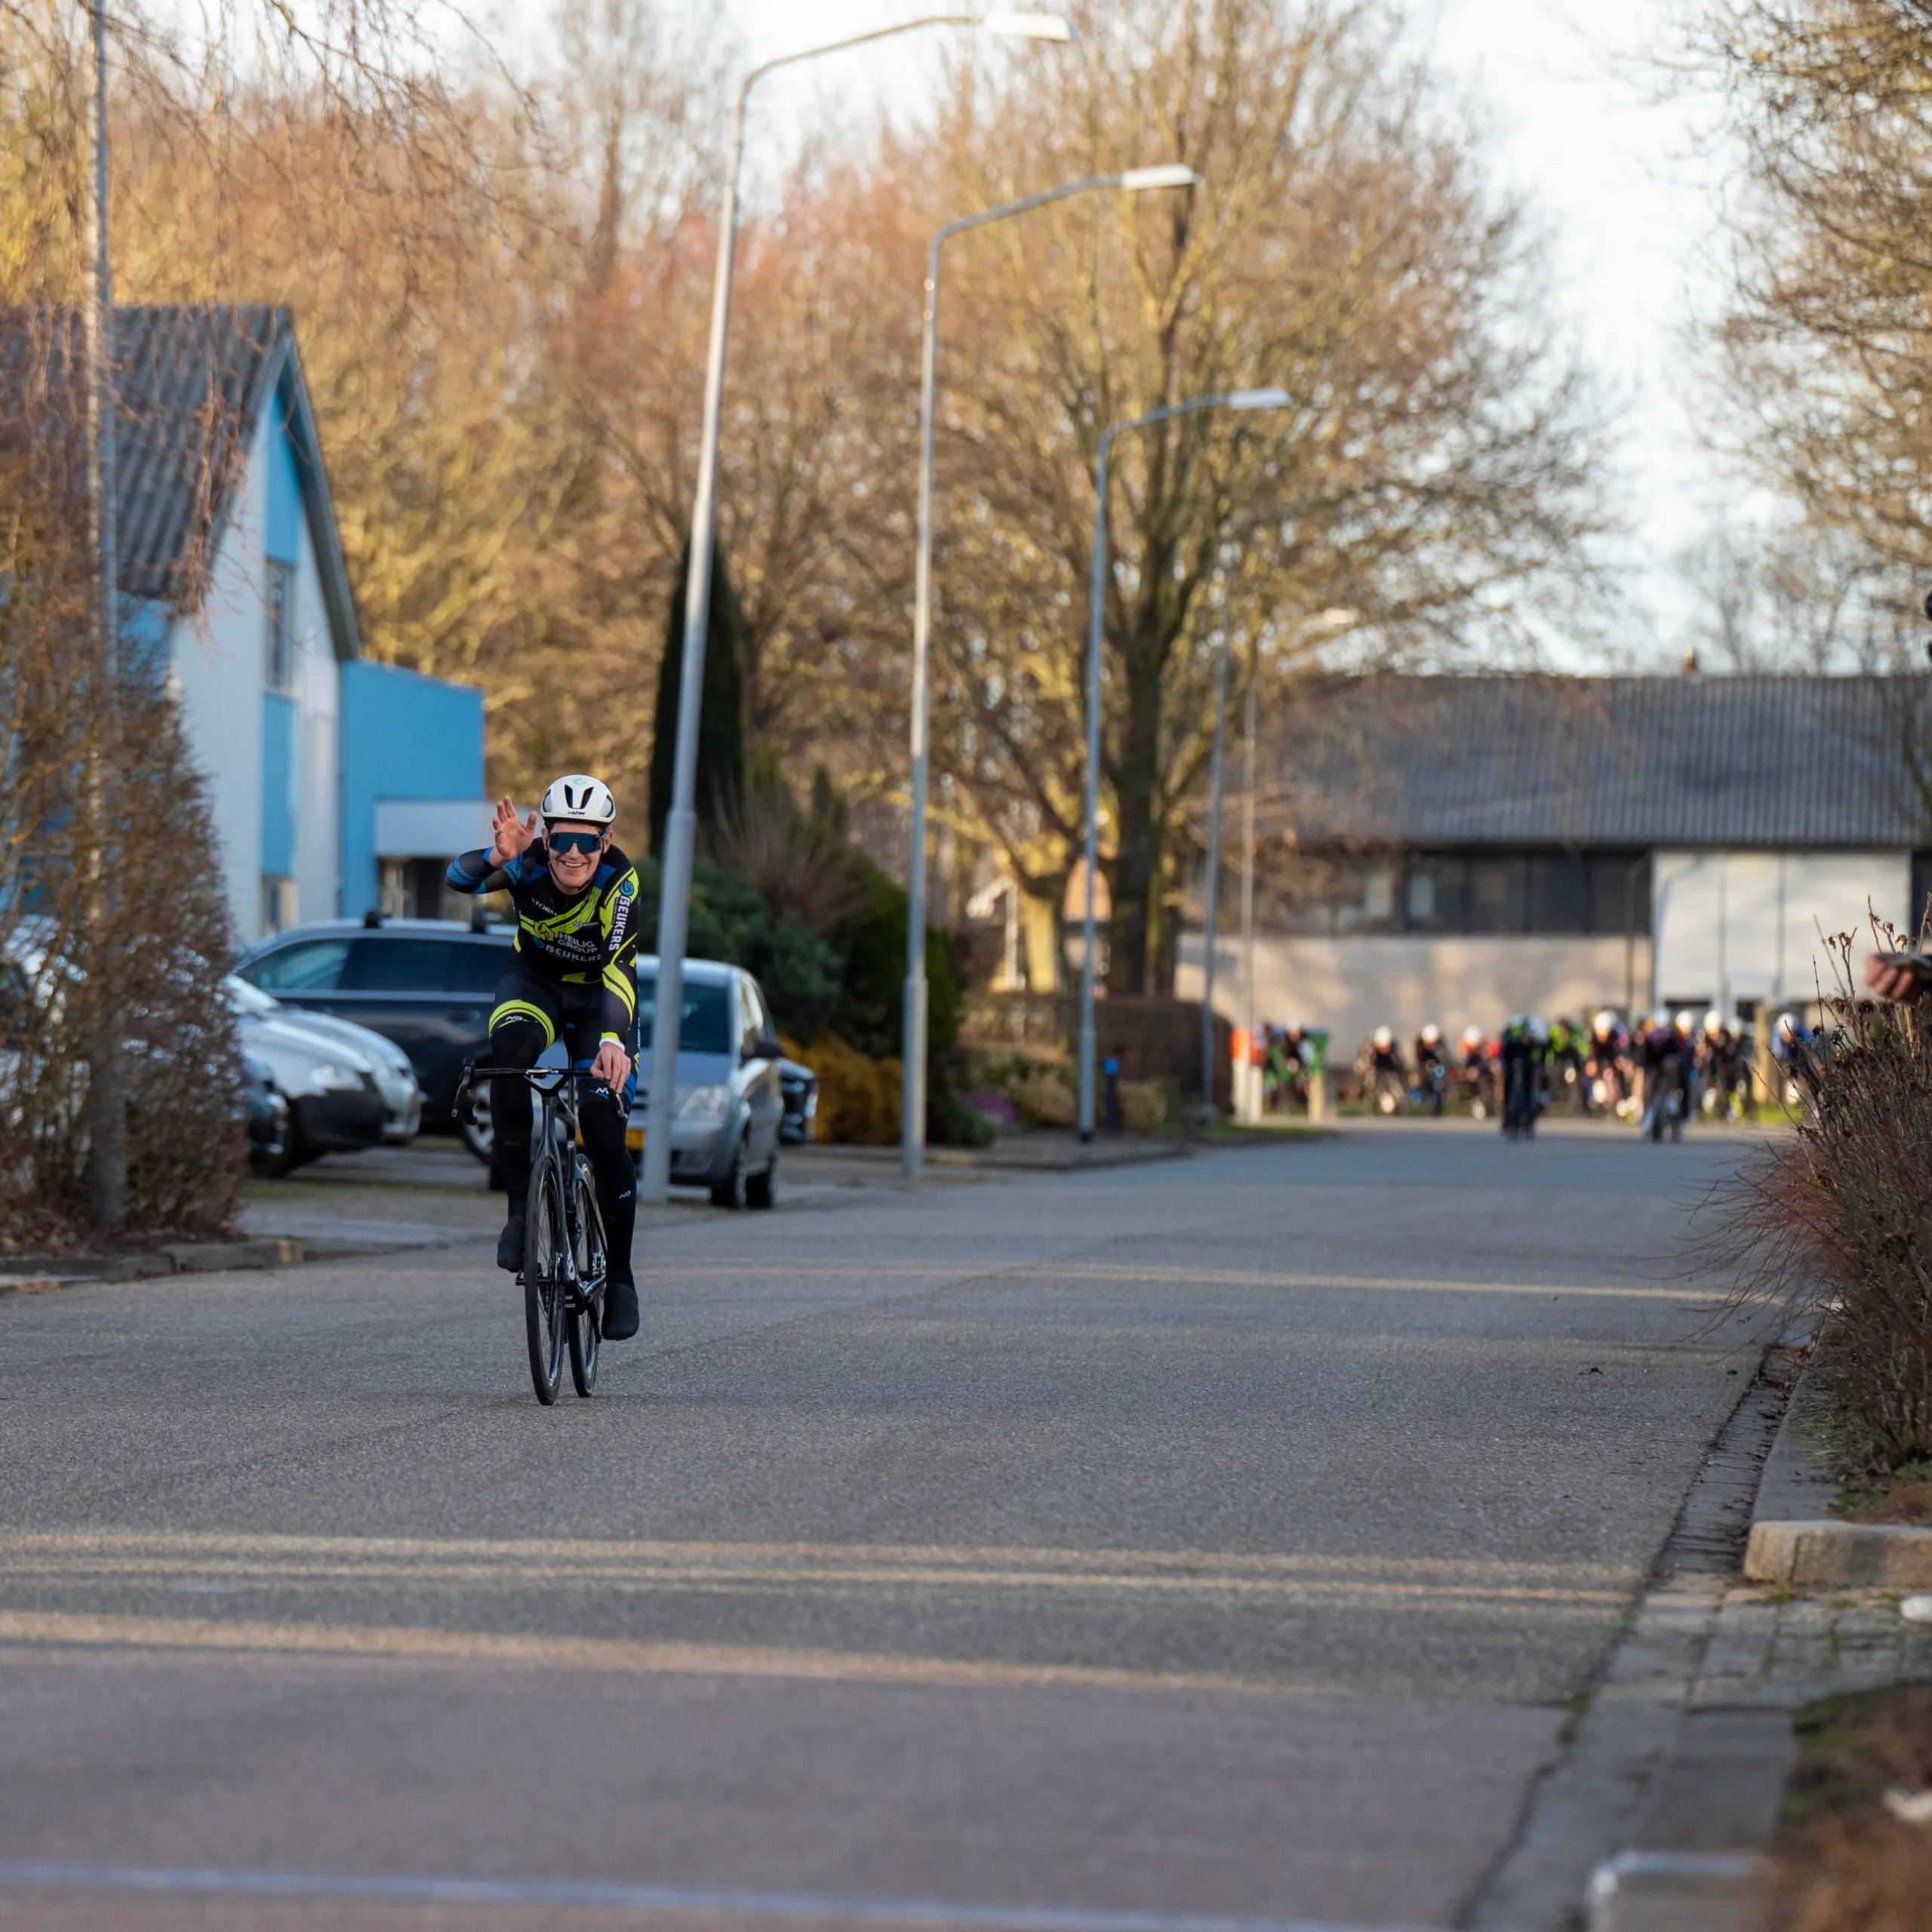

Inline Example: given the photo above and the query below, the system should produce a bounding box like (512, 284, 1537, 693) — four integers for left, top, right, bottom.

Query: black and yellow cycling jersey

(445, 840, 641, 1044)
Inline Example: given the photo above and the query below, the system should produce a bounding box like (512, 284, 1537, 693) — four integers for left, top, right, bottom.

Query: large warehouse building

(1177, 673, 1932, 1051)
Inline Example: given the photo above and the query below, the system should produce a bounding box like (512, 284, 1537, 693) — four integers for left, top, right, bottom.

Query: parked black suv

(233, 917, 513, 1138)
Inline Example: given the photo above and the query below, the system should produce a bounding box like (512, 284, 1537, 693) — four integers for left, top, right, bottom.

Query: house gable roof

(0, 303, 360, 660)
(1273, 674, 1932, 850)
(115, 304, 360, 660)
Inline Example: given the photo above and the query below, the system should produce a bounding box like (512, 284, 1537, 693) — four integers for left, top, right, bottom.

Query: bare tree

(1676, 519, 1910, 671)
(822, 0, 1609, 992)
(1695, 0, 1932, 620)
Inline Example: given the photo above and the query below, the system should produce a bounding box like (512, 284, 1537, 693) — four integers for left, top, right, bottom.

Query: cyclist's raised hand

(490, 795, 538, 863)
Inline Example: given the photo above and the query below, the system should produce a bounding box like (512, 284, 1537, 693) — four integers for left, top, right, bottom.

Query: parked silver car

(638, 956, 784, 1208)
(225, 977, 423, 1171)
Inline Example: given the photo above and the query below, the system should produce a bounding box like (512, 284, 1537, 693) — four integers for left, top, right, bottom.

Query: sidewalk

(1472, 1337, 1932, 1931)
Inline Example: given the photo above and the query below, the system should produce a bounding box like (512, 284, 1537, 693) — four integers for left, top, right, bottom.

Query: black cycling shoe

(601, 1275, 639, 1341)
(496, 1214, 525, 1273)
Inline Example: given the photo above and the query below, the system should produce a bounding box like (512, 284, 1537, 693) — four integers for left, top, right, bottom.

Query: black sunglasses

(546, 829, 603, 857)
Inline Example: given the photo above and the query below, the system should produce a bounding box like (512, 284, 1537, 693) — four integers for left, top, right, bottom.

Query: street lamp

(641, 11, 1074, 1204)
(900, 160, 1199, 1180)
(1075, 388, 1292, 1142)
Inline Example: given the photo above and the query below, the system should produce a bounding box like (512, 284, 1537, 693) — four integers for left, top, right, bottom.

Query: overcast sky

(676, 0, 1743, 672)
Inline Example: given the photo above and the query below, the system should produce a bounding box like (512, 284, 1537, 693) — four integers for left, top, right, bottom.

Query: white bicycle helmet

(1372, 1024, 1394, 1050)
(539, 773, 616, 826)
(1420, 1022, 1441, 1044)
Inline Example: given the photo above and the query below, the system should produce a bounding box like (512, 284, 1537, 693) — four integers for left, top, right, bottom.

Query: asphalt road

(0, 1124, 1782, 1931)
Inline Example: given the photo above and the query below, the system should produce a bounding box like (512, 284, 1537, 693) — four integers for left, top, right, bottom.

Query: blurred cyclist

(1701, 1009, 1745, 1120)
(1498, 1015, 1545, 1139)
(1457, 1024, 1492, 1117)
(1414, 1022, 1447, 1115)
(1584, 1008, 1630, 1117)
(1364, 1025, 1407, 1113)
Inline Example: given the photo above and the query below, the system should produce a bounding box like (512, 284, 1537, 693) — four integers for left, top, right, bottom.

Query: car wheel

(460, 1081, 494, 1165)
(709, 1134, 749, 1210)
(746, 1147, 777, 1211)
(252, 1105, 301, 1180)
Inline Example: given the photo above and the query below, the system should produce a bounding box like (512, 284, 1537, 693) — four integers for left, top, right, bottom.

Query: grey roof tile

(1, 303, 285, 605)
(1274, 674, 1932, 849)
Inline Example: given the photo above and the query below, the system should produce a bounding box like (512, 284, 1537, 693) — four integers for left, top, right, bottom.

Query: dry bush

(0, 339, 243, 1244)
(700, 771, 868, 935)
(1720, 966, 1932, 1471)
(785, 1033, 900, 1147)
(1120, 1078, 1171, 1134)
(1772, 1686, 1932, 1932)
(1012, 1068, 1077, 1129)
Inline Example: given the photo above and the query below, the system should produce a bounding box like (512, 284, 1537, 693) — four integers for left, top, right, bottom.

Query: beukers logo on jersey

(606, 878, 634, 954)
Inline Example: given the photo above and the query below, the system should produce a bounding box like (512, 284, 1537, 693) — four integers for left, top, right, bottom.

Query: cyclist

(1583, 1008, 1626, 1116)
(1414, 1022, 1447, 1115)
(1364, 1024, 1406, 1112)
(1457, 1024, 1491, 1115)
(1547, 1015, 1586, 1111)
(1636, 1012, 1686, 1140)
(1701, 1009, 1743, 1119)
(1497, 1015, 1546, 1137)
(447, 776, 641, 1342)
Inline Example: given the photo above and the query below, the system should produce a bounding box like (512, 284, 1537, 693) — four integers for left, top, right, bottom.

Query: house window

(263, 559, 297, 694)
(1394, 849, 1650, 936)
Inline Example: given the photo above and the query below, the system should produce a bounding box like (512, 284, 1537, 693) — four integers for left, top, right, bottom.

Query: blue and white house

(107, 304, 488, 943)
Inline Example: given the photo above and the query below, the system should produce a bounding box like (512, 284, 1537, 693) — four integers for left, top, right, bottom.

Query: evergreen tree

(649, 540, 746, 857)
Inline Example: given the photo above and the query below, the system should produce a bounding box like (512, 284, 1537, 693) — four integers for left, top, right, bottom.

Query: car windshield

(636, 977, 731, 1055)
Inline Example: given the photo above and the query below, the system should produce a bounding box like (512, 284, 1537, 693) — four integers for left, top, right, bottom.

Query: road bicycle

(456, 1063, 607, 1404)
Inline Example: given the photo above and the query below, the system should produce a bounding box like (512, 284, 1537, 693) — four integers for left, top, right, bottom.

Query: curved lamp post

(642, 11, 1074, 1203)
(900, 161, 1198, 1180)
(1075, 387, 1293, 1142)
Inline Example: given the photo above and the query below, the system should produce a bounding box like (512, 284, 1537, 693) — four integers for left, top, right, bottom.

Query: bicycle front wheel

(568, 1153, 607, 1398)
(523, 1155, 567, 1404)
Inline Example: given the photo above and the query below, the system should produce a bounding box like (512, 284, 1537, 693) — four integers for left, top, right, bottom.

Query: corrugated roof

(1272, 674, 1932, 849)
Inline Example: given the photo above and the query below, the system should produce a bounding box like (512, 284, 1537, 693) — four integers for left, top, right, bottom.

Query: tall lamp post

(1075, 389, 1292, 1142)
(642, 11, 1074, 1203)
(83, 0, 125, 1225)
(900, 161, 1198, 1180)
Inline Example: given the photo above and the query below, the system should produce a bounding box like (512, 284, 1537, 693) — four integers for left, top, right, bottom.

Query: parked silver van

(638, 956, 785, 1208)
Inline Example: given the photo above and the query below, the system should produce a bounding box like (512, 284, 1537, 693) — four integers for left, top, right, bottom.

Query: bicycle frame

(458, 1064, 607, 1309)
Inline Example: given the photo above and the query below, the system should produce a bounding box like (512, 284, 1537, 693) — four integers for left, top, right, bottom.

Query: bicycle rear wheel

(523, 1155, 567, 1404)
(567, 1153, 607, 1398)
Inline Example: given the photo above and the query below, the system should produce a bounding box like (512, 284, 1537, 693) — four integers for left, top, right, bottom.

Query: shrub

(0, 365, 245, 1247)
(932, 1091, 996, 1148)
(631, 854, 844, 1044)
(798, 1033, 900, 1146)
(1120, 1078, 1173, 1133)
(1012, 1066, 1076, 1128)
(1721, 974, 1932, 1471)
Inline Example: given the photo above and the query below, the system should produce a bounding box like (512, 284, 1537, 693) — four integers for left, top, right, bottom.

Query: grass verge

(1770, 1684, 1932, 1932)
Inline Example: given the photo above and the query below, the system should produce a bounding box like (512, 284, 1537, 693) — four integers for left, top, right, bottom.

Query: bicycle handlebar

(453, 1061, 609, 1125)
(466, 1064, 602, 1088)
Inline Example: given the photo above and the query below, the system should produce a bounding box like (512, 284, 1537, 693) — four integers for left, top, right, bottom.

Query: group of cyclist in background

(1256, 1008, 1814, 1143)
